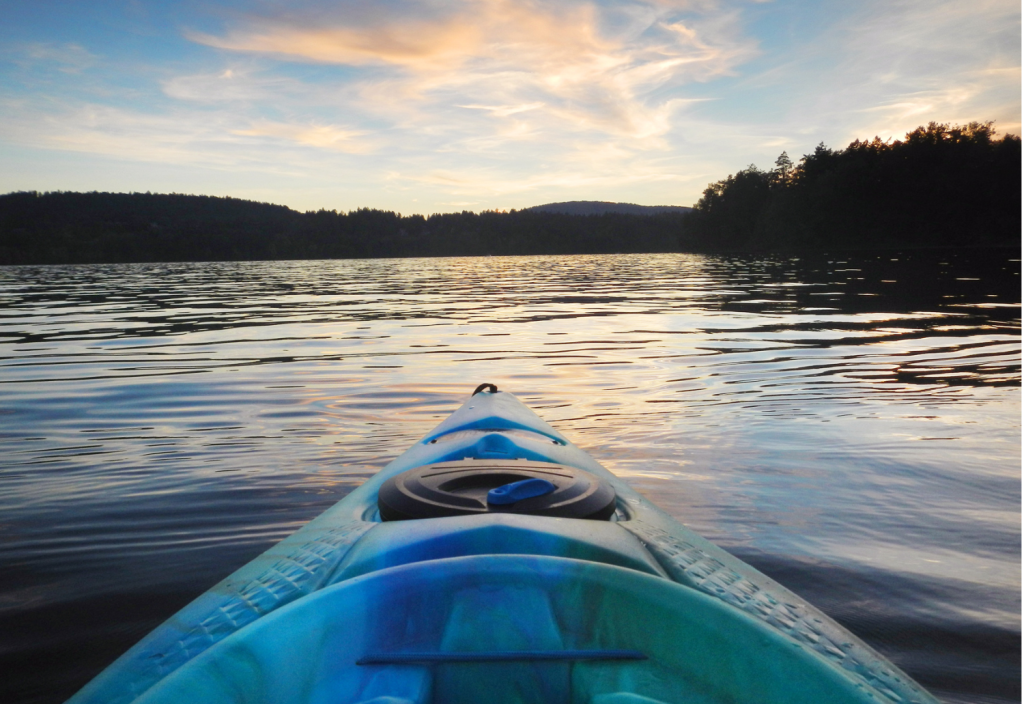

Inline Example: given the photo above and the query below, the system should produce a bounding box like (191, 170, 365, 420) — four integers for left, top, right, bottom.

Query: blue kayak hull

(67, 389, 939, 704)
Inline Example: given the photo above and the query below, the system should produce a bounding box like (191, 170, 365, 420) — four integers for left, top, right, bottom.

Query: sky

(0, 0, 1019, 215)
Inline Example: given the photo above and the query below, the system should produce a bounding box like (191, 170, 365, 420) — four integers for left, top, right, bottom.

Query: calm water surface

(0, 251, 1019, 704)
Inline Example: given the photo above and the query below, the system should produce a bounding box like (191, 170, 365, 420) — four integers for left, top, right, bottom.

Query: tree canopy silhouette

(683, 122, 1021, 251)
(0, 122, 1018, 265)
(0, 192, 685, 264)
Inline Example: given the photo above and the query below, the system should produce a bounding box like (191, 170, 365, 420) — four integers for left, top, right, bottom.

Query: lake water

(0, 250, 1019, 704)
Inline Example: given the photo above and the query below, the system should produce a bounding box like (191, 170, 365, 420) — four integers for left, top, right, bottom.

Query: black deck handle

(472, 383, 499, 395)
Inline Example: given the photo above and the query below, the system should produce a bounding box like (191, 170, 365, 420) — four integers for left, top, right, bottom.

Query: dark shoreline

(3, 123, 1019, 266)
(0, 189, 1018, 267)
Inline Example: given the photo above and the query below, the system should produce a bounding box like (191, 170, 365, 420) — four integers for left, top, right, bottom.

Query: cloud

(802, 0, 1020, 142)
(162, 67, 296, 103)
(189, 16, 481, 68)
(0, 97, 344, 176)
(1, 99, 235, 167)
(457, 103, 546, 118)
(17, 42, 96, 73)
(234, 121, 372, 152)
(2, 0, 1016, 213)
(186, 0, 756, 141)
(0, 1, 758, 210)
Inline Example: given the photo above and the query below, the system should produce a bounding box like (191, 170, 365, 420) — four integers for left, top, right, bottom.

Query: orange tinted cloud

(188, 0, 752, 140)
(235, 121, 372, 152)
(191, 19, 482, 68)
(189, 0, 616, 69)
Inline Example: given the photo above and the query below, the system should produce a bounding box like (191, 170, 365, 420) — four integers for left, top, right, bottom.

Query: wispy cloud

(457, 103, 546, 118)
(188, 0, 756, 142)
(0, 97, 331, 176)
(234, 121, 372, 152)
(0, 0, 1017, 212)
(16, 42, 97, 73)
(190, 15, 482, 68)
(835, 0, 1019, 135)
(161, 67, 295, 103)
(778, 0, 1020, 144)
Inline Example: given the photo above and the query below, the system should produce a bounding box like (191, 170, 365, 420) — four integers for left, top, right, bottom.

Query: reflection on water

(0, 250, 1019, 704)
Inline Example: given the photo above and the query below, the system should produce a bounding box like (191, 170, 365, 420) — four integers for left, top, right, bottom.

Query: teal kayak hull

(67, 389, 940, 704)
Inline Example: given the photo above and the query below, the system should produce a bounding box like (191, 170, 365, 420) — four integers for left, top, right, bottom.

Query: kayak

(67, 384, 939, 704)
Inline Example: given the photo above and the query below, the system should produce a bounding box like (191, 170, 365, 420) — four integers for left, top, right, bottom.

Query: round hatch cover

(378, 460, 617, 521)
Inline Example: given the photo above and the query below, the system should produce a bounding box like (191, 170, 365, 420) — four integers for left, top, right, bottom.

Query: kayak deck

(132, 556, 887, 704)
(68, 388, 939, 704)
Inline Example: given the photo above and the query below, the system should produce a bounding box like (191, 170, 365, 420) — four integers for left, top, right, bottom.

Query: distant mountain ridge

(525, 201, 693, 216)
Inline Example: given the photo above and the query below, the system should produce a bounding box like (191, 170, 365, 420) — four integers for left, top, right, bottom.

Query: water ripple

(0, 250, 1019, 704)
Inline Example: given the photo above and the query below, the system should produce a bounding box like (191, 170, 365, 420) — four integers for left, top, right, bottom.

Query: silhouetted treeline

(1, 121, 1019, 265)
(684, 122, 1021, 251)
(0, 192, 685, 264)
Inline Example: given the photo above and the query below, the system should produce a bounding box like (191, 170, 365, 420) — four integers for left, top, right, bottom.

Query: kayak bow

(68, 386, 939, 704)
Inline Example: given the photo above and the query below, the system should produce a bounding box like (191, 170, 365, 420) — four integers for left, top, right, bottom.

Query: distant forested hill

(526, 201, 692, 216)
(0, 193, 686, 264)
